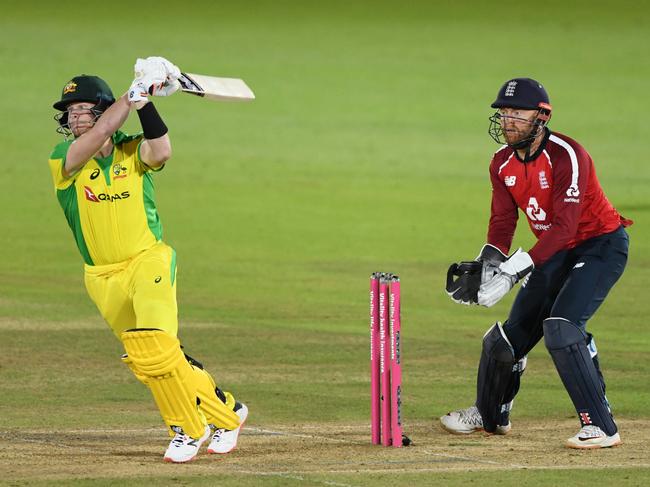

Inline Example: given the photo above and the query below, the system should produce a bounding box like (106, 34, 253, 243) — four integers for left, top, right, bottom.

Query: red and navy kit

(487, 130, 632, 265)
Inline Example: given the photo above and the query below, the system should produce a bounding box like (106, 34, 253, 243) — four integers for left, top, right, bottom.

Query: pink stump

(389, 276, 403, 447)
(369, 273, 381, 445)
(379, 274, 392, 446)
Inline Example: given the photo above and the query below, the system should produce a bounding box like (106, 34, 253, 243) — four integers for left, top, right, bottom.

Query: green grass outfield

(1, 0, 649, 485)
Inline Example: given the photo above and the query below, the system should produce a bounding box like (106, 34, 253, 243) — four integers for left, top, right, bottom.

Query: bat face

(179, 73, 255, 101)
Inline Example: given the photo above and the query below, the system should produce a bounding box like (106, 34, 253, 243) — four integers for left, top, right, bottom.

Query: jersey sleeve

(48, 140, 75, 190)
(528, 141, 590, 265)
(487, 158, 518, 255)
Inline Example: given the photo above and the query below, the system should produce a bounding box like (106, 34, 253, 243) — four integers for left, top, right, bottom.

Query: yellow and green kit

(48, 131, 177, 336)
(48, 130, 240, 434)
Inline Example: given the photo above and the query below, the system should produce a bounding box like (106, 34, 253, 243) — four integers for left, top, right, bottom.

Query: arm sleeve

(528, 146, 590, 266)
(47, 141, 74, 190)
(487, 160, 518, 255)
(136, 138, 165, 173)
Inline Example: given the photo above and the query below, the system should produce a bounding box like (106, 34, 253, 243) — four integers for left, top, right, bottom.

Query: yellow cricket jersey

(48, 131, 164, 265)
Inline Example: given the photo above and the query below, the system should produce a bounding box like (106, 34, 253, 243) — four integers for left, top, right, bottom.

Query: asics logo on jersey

(504, 176, 516, 187)
(84, 186, 130, 203)
(90, 169, 100, 180)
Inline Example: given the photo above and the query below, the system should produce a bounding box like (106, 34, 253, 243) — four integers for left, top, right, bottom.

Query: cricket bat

(178, 72, 255, 102)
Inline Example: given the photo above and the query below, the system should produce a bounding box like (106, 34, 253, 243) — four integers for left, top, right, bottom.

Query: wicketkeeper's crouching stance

(442, 78, 632, 449)
(48, 57, 247, 462)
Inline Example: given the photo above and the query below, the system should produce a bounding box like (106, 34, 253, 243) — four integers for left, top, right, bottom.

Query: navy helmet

(488, 77, 552, 149)
(491, 78, 550, 111)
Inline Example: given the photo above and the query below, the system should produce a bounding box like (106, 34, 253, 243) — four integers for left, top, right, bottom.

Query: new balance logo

(504, 175, 516, 187)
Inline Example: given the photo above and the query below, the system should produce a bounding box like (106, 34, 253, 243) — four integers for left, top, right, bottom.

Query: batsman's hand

(477, 248, 534, 307)
(134, 56, 181, 97)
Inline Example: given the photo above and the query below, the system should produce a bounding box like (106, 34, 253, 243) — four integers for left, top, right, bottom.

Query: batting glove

(134, 57, 181, 97)
(128, 81, 149, 103)
(477, 249, 534, 307)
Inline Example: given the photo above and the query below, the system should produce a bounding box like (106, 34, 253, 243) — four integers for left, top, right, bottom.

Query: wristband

(137, 101, 168, 139)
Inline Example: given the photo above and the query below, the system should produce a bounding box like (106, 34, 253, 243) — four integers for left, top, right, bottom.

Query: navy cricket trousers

(503, 226, 629, 360)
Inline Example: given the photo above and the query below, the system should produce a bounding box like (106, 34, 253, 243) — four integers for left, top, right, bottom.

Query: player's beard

(502, 121, 536, 147)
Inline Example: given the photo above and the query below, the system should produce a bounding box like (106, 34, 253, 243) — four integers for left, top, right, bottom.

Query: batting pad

(121, 328, 207, 439)
(120, 353, 149, 385)
(192, 367, 240, 430)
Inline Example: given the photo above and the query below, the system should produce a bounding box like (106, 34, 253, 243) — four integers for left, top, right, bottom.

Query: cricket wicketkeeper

(442, 77, 632, 449)
(48, 56, 247, 462)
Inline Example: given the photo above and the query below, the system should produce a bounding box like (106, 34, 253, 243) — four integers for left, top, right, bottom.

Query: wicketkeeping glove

(445, 244, 507, 306)
(477, 248, 534, 307)
(446, 261, 482, 305)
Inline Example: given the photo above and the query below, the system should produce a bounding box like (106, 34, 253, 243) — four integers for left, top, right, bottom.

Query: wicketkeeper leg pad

(121, 328, 207, 439)
(543, 317, 618, 436)
(476, 322, 516, 433)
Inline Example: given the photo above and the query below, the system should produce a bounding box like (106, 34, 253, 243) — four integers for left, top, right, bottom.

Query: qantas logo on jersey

(504, 176, 516, 187)
(84, 186, 130, 203)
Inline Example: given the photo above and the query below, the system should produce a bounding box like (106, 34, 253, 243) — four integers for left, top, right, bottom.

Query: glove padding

(134, 56, 181, 97)
(128, 81, 149, 103)
(445, 244, 507, 305)
(446, 261, 482, 305)
(477, 248, 534, 307)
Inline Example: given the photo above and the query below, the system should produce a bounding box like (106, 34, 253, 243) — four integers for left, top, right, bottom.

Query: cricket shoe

(440, 405, 511, 435)
(163, 425, 211, 463)
(207, 402, 248, 454)
(566, 425, 621, 449)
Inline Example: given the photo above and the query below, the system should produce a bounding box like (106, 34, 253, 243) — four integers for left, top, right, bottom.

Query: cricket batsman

(442, 78, 632, 448)
(48, 57, 247, 462)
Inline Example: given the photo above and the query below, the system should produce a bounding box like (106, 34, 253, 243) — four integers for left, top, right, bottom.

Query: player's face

(498, 108, 538, 145)
(66, 102, 97, 138)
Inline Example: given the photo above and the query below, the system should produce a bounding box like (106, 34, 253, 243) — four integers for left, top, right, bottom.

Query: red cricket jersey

(487, 130, 632, 266)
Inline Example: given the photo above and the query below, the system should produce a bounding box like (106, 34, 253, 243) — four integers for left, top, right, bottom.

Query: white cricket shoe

(163, 425, 211, 463)
(440, 406, 511, 435)
(208, 402, 248, 454)
(566, 425, 621, 449)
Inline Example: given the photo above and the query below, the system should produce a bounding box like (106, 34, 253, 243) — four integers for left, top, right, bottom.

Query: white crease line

(246, 427, 364, 445)
(241, 472, 359, 487)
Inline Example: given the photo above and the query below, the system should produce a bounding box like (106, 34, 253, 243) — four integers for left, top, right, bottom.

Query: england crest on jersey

(539, 171, 549, 189)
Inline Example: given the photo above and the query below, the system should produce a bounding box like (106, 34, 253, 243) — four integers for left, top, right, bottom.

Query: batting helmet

(491, 78, 551, 111)
(488, 77, 552, 149)
(53, 75, 115, 111)
(53, 75, 115, 137)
